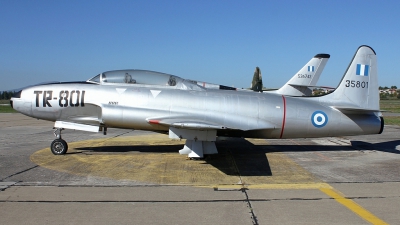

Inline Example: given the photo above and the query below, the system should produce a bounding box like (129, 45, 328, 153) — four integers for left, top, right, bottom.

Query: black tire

(50, 139, 68, 155)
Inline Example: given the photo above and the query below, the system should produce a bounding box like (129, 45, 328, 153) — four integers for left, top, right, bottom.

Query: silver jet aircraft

(11, 45, 383, 158)
(250, 53, 331, 95)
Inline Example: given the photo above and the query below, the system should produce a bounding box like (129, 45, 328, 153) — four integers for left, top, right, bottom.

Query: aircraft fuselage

(12, 82, 382, 140)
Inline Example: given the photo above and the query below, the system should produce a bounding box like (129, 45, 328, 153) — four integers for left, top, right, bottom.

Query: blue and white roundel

(311, 111, 328, 128)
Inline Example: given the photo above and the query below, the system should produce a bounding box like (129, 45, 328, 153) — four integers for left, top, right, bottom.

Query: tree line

(0, 91, 18, 100)
(379, 86, 400, 100)
(379, 86, 397, 90)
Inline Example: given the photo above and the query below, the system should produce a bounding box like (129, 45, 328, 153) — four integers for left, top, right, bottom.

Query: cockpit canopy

(87, 69, 205, 91)
(88, 70, 182, 86)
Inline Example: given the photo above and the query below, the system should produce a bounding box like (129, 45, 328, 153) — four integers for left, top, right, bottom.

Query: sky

(1, 0, 399, 91)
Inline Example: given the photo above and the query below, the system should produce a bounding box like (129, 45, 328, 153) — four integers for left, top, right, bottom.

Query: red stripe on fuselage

(279, 95, 286, 138)
(148, 120, 160, 124)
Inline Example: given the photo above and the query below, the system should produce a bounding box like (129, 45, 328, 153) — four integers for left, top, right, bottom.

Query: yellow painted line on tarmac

(320, 188, 388, 225)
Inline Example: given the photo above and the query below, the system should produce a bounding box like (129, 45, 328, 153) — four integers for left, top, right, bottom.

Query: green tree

(380, 92, 389, 100)
(0, 91, 14, 100)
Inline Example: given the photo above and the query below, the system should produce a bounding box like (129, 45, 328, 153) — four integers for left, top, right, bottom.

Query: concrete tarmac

(1, 113, 399, 224)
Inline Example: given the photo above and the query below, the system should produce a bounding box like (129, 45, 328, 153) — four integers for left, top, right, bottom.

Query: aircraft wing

(148, 119, 226, 130)
(147, 117, 279, 131)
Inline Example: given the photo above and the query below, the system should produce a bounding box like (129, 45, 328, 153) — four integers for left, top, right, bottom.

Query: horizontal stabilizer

(289, 84, 335, 90)
(54, 121, 100, 132)
(332, 106, 383, 115)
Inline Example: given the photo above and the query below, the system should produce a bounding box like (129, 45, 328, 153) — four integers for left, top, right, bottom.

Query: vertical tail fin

(323, 45, 378, 110)
(276, 54, 330, 96)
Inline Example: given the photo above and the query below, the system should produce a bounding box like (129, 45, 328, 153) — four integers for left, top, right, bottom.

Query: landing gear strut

(50, 128, 68, 155)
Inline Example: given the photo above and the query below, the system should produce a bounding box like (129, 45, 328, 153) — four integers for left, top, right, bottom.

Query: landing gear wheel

(50, 139, 68, 155)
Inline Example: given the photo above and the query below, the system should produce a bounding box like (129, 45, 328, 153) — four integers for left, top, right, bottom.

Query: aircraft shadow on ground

(260, 140, 400, 155)
(74, 138, 273, 176)
(350, 140, 400, 154)
(75, 145, 182, 153)
(74, 138, 400, 176)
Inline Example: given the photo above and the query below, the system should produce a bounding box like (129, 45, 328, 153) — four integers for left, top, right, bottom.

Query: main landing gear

(50, 128, 68, 155)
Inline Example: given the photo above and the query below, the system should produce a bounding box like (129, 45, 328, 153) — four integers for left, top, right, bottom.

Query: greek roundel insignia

(311, 111, 328, 128)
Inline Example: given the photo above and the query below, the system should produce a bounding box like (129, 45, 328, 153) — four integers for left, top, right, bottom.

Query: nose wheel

(51, 128, 68, 155)
(50, 139, 68, 155)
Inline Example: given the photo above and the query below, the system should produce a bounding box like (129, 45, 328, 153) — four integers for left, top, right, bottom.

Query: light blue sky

(1, 0, 399, 91)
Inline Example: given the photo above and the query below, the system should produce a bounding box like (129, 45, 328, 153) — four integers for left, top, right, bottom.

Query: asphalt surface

(1, 113, 399, 225)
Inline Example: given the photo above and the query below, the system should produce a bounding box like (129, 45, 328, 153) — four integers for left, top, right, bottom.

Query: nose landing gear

(50, 128, 68, 155)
